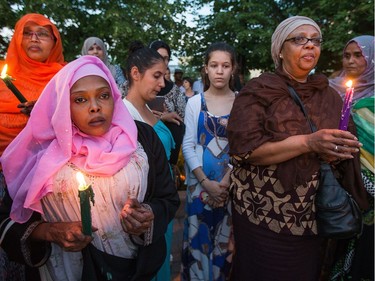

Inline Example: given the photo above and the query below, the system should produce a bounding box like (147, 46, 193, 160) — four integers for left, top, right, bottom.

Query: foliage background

(0, 0, 373, 78)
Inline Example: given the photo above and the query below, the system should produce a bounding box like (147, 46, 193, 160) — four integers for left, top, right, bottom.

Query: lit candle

(1, 64, 27, 103)
(76, 172, 95, 236)
(338, 80, 354, 131)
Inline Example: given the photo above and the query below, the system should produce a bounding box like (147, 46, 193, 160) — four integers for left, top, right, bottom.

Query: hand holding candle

(1, 64, 28, 103)
(76, 172, 95, 236)
(338, 80, 354, 131)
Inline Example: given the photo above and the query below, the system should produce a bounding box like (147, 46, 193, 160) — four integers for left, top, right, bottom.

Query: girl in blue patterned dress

(181, 42, 237, 281)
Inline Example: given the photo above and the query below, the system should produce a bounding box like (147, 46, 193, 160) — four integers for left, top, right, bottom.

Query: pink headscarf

(1, 56, 138, 223)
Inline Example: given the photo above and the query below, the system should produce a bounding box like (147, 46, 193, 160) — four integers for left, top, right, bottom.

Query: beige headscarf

(271, 16, 321, 68)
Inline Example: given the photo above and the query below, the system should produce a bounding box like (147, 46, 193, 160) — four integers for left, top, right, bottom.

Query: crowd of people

(0, 12, 373, 281)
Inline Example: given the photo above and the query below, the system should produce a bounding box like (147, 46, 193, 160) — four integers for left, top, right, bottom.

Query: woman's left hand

(307, 129, 362, 163)
(153, 110, 183, 125)
(152, 109, 164, 119)
(120, 198, 154, 236)
(17, 100, 36, 116)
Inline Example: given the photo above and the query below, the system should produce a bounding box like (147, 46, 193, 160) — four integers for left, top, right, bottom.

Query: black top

(157, 78, 174, 97)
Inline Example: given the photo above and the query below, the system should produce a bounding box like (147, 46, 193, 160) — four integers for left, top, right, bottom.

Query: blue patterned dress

(181, 94, 233, 281)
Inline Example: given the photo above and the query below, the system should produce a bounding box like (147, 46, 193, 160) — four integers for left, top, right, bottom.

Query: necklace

(201, 95, 229, 155)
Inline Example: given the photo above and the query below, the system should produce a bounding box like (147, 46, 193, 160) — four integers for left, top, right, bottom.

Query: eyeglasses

(23, 31, 54, 41)
(284, 36, 323, 46)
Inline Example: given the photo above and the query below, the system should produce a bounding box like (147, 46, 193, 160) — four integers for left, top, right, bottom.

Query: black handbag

(287, 86, 362, 239)
(82, 244, 136, 281)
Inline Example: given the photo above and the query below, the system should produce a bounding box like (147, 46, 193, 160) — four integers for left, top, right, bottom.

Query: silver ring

(334, 145, 338, 152)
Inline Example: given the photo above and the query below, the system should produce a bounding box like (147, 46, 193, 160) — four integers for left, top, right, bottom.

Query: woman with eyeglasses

(227, 16, 369, 281)
(0, 13, 66, 281)
(0, 13, 65, 154)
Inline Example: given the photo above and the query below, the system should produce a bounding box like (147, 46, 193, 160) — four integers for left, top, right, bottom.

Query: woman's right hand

(307, 129, 362, 162)
(30, 222, 96, 251)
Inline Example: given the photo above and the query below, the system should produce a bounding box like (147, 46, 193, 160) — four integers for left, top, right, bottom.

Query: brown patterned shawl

(227, 67, 369, 209)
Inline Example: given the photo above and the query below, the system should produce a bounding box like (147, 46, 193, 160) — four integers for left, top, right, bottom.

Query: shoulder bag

(287, 85, 362, 239)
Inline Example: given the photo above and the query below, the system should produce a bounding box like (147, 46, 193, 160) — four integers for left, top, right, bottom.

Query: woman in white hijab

(81, 37, 126, 94)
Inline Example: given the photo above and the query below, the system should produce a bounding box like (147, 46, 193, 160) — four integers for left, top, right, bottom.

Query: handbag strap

(287, 85, 317, 132)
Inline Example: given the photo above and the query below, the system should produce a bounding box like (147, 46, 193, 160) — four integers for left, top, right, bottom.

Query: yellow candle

(1, 64, 27, 103)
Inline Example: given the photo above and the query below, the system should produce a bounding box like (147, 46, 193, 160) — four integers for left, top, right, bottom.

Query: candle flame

(76, 172, 88, 191)
(345, 80, 353, 88)
(1, 64, 8, 79)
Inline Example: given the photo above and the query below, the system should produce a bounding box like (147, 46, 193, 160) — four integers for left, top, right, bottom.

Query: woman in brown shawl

(227, 16, 369, 281)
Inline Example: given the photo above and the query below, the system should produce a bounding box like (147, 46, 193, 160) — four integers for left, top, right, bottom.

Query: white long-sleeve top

(182, 94, 203, 186)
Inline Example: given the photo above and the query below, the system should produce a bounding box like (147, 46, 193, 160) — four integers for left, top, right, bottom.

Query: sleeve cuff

(21, 221, 51, 267)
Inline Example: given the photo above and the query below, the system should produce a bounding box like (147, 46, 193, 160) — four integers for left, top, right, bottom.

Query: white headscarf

(81, 37, 109, 66)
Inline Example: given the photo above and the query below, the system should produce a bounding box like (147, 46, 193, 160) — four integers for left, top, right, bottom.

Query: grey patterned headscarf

(81, 37, 109, 66)
(271, 16, 322, 68)
(330, 35, 374, 102)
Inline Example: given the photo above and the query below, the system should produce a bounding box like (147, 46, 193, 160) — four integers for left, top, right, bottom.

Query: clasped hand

(202, 179, 229, 208)
(120, 198, 154, 236)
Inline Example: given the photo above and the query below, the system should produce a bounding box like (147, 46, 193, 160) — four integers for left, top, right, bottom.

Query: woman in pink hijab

(0, 56, 179, 281)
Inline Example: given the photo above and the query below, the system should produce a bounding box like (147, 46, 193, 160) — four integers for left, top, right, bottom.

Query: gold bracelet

(199, 177, 208, 185)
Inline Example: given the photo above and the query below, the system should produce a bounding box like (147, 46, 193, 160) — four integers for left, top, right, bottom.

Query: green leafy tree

(187, 0, 374, 75)
(0, 1, 19, 55)
(186, 1, 282, 75)
(1, 0, 373, 75)
(296, 0, 374, 73)
(0, 0, 193, 65)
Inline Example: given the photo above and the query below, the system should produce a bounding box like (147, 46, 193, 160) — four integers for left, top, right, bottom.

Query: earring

(279, 54, 283, 58)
